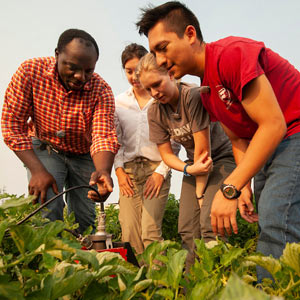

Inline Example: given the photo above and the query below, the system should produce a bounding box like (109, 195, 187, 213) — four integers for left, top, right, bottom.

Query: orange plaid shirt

(1, 57, 119, 156)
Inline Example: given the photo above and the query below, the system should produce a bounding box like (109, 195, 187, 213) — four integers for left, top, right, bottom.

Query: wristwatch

(220, 183, 241, 199)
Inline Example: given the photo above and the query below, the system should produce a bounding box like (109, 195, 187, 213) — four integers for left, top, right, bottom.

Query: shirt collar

(44, 57, 93, 91)
(126, 86, 135, 97)
(126, 86, 154, 103)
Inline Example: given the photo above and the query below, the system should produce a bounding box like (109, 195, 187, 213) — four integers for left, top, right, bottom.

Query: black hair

(121, 43, 148, 68)
(56, 28, 99, 59)
(136, 1, 203, 41)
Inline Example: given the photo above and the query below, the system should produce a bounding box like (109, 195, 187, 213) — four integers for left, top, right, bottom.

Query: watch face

(221, 184, 241, 199)
(223, 186, 236, 199)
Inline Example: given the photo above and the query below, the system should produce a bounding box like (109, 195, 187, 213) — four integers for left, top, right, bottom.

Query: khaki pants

(179, 156, 235, 268)
(118, 158, 170, 254)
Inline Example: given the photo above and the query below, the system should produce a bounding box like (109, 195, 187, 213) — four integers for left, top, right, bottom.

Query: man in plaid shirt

(1, 29, 119, 233)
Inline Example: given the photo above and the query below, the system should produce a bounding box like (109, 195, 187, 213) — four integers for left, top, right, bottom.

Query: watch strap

(220, 183, 241, 199)
(183, 164, 191, 176)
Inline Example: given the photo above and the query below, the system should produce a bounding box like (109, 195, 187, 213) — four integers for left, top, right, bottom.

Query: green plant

(162, 194, 180, 242)
(104, 204, 122, 242)
(246, 243, 300, 299)
(2, 192, 300, 299)
(228, 210, 258, 248)
(104, 193, 180, 243)
(0, 193, 139, 299)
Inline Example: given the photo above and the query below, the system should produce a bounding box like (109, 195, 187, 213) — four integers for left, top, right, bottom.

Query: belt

(38, 141, 88, 157)
(133, 156, 149, 163)
(124, 157, 150, 168)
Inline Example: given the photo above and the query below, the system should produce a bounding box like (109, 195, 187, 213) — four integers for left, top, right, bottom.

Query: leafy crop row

(0, 193, 299, 299)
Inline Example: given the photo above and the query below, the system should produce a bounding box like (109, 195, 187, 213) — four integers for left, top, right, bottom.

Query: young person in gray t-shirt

(136, 53, 236, 269)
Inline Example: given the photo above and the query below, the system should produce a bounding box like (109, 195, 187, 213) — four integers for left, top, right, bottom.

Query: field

(1, 193, 299, 299)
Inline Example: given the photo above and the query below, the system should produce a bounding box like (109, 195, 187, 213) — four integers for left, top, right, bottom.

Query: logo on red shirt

(216, 85, 233, 109)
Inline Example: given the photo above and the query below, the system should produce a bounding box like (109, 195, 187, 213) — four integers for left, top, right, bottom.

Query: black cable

(17, 185, 104, 226)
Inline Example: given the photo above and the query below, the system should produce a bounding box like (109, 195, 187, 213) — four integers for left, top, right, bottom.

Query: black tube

(17, 185, 104, 225)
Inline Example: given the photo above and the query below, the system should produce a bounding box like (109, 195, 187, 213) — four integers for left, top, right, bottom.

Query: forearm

(195, 174, 209, 197)
(225, 123, 285, 190)
(92, 151, 115, 175)
(160, 151, 186, 172)
(230, 138, 253, 190)
(194, 140, 209, 197)
(14, 149, 46, 174)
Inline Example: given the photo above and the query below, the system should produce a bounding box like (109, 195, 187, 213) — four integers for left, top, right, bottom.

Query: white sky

(1, 0, 300, 203)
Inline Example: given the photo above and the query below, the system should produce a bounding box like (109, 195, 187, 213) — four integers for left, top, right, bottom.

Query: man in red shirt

(1, 29, 119, 233)
(137, 2, 300, 280)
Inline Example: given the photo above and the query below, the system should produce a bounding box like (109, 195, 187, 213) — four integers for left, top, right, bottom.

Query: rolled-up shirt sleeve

(90, 84, 120, 156)
(1, 63, 33, 151)
(113, 110, 124, 170)
(154, 160, 170, 178)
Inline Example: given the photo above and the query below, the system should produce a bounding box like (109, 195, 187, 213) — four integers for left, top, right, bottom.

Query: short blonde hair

(135, 52, 168, 79)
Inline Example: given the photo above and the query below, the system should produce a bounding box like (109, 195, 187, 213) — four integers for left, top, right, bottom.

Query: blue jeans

(27, 138, 96, 233)
(254, 132, 300, 280)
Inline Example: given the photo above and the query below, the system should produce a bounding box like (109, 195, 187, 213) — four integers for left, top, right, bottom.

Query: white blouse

(114, 87, 179, 178)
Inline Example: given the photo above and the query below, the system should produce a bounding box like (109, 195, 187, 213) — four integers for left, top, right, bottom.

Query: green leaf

(140, 240, 180, 267)
(46, 250, 64, 260)
(220, 247, 245, 267)
(42, 252, 57, 269)
(280, 243, 300, 276)
(95, 265, 116, 278)
(154, 288, 174, 299)
(194, 239, 215, 272)
(36, 274, 54, 300)
(133, 265, 145, 282)
(21, 269, 47, 292)
(118, 274, 126, 292)
(95, 251, 138, 274)
(51, 268, 92, 299)
(49, 238, 77, 253)
(0, 275, 24, 300)
(134, 279, 152, 293)
(96, 250, 125, 264)
(0, 220, 9, 245)
(220, 273, 279, 300)
(242, 274, 257, 284)
(38, 221, 65, 240)
(246, 255, 281, 278)
(189, 278, 220, 300)
(190, 257, 207, 280)
(82, 281, 110, 300)
(166, 249, 187, 289)
(25, 278, 53, 300)
(73, 249, 100, 270)
(0, 194, 34, 210)
(30, 222, 65, 251)
(9, 225, 34, 255)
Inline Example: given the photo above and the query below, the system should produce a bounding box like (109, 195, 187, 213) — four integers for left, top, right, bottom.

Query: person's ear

(184, 25, 197, 44)
(55, 48, 59, 60)
(169, 72, 175, 81)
